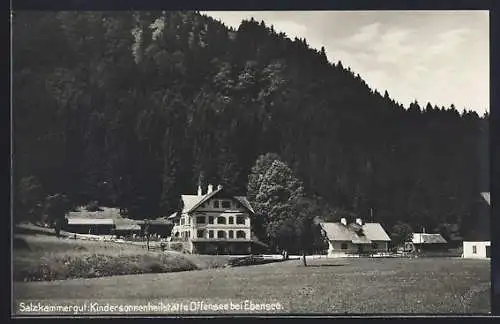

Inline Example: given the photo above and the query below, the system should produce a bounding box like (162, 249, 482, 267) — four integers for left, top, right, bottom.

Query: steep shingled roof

(320, 222, 391, 243)
(67, 207, 122, 220)
(481, 192, 490, 205)
(169, 186, 255, 218)
(411, 233, 447, 244)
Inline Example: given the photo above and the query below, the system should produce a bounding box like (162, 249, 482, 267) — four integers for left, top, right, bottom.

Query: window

(217, 230, 226, 239)
(208, 216, 214, 224)
(221, 200, 231, 209)
(228, 216, 234, 224)
(213, 200, 219, 208)
(472, 245, 477, 254)
(217, 216, 226, 225)
(236, 230, 246, 239)
(228, 230, 234, 239)
(196, 216, 206, 224)
(187, 231, 191, 238)
(341, 243, 348, 250)
(236, 216, 245, 225)
(197, 230, 205, 238)
(371, 243, 378, 250)
(208, 230, 214, 238)
(180, 218, 185, 226)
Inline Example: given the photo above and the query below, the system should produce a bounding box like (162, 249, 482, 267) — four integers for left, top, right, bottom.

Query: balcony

(192, 237, 251, 242)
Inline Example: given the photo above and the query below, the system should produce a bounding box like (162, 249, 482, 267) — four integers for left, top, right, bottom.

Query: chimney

(217, 184, 222, 190)
(207, 184, 213, 194)
(197, 185, 202, 196)
(340, 218, 347, 226)
(356, 218, 363, 226)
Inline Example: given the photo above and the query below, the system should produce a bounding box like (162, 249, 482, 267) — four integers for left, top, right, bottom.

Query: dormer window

(213, 200, 219, 208)
(221, 200, 231, 209)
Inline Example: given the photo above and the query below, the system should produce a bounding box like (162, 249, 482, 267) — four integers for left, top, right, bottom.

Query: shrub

(14, 251, 199, 282)
(169, 242, 184, 252)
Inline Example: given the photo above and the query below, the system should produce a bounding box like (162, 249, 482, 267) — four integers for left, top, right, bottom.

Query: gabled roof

(188, 186, 224, 212)
(115, 224, 141, 231)
(173, 187, 255, 216)
(481, 192, 490, 206)
(320, 222, 391, 243)
(167, 212, 179, 220)
(180, 195, 206, 214)
(362, 223, 392, 241)
(411, 233, 447, 244)
(67, 206, 122, 219)
(67, 218, 114, 225)
(234, 196, 255, 214)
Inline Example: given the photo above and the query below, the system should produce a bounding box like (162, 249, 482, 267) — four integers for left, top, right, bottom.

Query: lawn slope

(13, 257, 490, 314)
(13, 234, 231, 282)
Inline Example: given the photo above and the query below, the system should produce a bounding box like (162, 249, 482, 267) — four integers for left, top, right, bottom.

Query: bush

(86, 201, 101, 212)
(227, 255, 279, 267)
(169, 242, 184, 252)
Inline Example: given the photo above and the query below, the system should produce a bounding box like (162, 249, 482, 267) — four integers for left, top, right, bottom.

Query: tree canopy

(13, 11, 489, 242)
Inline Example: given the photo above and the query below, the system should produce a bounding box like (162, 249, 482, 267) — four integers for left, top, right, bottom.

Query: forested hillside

(13, 11, 489, 239)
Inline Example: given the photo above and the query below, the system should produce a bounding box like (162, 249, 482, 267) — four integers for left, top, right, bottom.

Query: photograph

(11, 9, 491, 316)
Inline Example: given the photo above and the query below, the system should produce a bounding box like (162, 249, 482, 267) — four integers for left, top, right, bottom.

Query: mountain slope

(13, 11, 489, 238)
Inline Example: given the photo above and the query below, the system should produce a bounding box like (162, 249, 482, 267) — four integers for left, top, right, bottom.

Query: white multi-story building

(168, 184, 266, 254)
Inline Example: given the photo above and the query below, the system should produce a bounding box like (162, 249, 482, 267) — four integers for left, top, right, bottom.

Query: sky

(201, 11, 489, 115)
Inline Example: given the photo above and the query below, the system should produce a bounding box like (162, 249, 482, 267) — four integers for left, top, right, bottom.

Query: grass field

(13, 257, 490, 315)
(13, 235, 233, 282)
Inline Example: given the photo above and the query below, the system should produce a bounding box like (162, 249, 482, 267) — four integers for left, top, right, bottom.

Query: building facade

(168, 184, 266, 254)
(463, 241, 490, 259)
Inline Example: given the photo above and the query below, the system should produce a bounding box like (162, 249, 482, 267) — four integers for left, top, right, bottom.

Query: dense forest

(13, 11, 489, 241)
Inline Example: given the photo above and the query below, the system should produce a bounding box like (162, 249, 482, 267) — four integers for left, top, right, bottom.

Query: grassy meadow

(13, 256, 490, 315)
(13, 234, 232, 282)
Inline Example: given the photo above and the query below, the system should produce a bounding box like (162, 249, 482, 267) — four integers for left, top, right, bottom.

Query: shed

(407, 233, 448, 253)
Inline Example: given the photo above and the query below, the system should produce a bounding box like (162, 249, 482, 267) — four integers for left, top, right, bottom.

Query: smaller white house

(463, 192, 490, 259)
(320, 218, 391, 257)
(463, 241, 490, 259)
